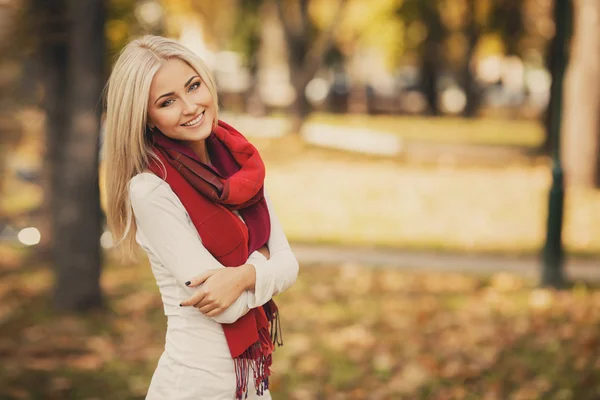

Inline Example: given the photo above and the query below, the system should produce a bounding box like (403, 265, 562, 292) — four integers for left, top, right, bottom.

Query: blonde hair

(103, 35, 219, 260)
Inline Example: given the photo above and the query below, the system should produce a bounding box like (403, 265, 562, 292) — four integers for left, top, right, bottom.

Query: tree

(398, 0, 447, 116)
(461, 0, 482, 117)
(490, 0, 525, 57)
(539, 8, 561, 155)
(0, 1, 24, 191)
(32, 0, 105, 311)
(275, 0, 348, 133)
(462, 0, 525, 117)
(230, 0, 265, 114)
(561, 0, 600, 188)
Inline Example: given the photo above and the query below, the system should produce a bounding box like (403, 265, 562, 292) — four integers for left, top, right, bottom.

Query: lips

(181, 110, 205, 127)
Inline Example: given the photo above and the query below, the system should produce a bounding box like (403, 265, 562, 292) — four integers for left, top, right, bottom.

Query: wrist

(240, 264, 256, 291)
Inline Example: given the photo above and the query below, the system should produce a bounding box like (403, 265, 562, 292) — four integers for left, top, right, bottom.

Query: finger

(197, 303, 220, 314)
(193, 297, 213, 309)
(180, 290, 206, 307)
(205, 308, 223, 317)
(186, 269, 219, 287)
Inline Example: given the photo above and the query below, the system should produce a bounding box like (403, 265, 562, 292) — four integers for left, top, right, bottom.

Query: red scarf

(148, 120, 282, 399)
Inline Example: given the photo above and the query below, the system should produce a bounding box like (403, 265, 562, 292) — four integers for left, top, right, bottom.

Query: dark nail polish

(185, 281, 191, 286)
(179, 303, 183, 307)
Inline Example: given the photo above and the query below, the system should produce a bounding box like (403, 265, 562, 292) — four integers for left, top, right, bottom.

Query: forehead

(150, 58, 198, 96)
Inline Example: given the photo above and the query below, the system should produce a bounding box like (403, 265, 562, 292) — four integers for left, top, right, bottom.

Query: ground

(1, 247, 600, 400)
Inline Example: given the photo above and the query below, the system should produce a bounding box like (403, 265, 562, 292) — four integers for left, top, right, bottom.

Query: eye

(189, 81, 201, 92)
(161, 98, 174, 107)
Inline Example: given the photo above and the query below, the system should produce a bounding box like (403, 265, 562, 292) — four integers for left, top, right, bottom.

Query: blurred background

(1, 0, 600, 398)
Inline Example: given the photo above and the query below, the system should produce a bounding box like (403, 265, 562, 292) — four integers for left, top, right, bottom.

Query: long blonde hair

(103, 35, 219, 260)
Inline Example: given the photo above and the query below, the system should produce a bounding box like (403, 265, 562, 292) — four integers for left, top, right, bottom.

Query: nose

(181, 96, 197, 115)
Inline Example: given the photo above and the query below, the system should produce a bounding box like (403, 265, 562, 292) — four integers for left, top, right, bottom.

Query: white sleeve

(246, 190, 299, 308)
(130, 176, 257, 324)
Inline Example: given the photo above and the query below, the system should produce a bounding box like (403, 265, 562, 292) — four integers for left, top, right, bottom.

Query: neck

(186, 139, 211, 165)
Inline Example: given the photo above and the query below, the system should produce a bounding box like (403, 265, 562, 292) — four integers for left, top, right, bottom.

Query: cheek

(150, 108, 180, 129)
(194, 86, 214, 106)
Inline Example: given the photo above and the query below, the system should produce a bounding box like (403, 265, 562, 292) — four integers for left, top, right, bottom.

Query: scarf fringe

(263, 301, 284, 347)
(234, 303, 284, 400)
(234, 329, 274, 400)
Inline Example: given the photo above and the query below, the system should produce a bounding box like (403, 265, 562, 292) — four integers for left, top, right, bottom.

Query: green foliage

(106, 0, 140, 68)
(396, 0, 449, 52)
(230, 0, 263, 69)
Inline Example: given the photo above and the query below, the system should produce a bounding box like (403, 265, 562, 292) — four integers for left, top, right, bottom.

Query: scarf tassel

(234, 304, 283, 400)
(263, 301, 284, 347)
(234, 329, 274, 400)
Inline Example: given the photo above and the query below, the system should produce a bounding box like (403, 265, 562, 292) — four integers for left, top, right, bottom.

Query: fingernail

(185, 281, 191, 286)
(179, 303, 183, 307)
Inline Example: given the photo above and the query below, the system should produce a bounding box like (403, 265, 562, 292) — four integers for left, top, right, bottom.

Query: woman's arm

(245, 190, 299, 308)
(129, 175, 258, 324)
(179, 189, 299, 310)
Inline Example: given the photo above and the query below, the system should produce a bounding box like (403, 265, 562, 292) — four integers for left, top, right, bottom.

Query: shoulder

(129, 172, 167, 200)
(128, 172, 190, 225)
(129, 172, 184, 211)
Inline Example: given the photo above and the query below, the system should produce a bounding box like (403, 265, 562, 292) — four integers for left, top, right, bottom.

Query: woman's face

(147, 58, 215, 144)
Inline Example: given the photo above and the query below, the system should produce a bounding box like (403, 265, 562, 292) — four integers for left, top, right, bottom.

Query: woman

(103, 35, 299, 400)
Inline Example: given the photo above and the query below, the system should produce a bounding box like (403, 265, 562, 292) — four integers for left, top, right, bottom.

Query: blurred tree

(275, 0, 349, 132)
(32, 0, 105, 311)
(490, 0, 524, 57)
(328, 0, 404, 114)
(462, 0, 524, 117)
(106, 0, 164, 72)
(398, 0, 447, 116)
(461, 0, 483, 117)
(561, 0, 600, 188)
(332, 0, 404, 67)
(230, 0, 265, 114)
(106, 0, 138, 70)
(0, 1, 24, 192)
(539, 3, 562, 155)
(186, 0, 237, 48)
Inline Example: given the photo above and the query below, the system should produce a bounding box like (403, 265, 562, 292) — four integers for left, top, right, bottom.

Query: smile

(181, 111, 205, 127)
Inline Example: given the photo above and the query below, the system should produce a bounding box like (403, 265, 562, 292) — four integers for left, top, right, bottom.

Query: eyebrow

(154, 75, 200, 105)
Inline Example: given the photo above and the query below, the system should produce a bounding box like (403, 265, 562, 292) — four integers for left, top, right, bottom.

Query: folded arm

(130, 175, 264, 324)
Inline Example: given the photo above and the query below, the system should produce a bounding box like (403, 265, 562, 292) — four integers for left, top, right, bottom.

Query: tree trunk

(275, 0, 346, 133)
(52, 0, 105, 311)
(289, 58, 311, 133)
(0, 2, 22, 191)
(561, 0, 600, 188)
(462, 0, 480, 118)
(421, 39, 440, 116)
(418, 0, 444, 116)
(32, 0, 68, 257)
(34, 0, 104, 311)
(538, 27, 558, 155)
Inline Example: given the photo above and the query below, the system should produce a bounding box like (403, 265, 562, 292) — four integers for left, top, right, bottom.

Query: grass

(308, 112, 545, 148)
(2, 247, 600, 399)
(222, 111, 545, 148)
(252, 135, 600, 256)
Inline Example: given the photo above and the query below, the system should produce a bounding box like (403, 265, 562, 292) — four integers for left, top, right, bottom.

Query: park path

(290, 243, 600, 282)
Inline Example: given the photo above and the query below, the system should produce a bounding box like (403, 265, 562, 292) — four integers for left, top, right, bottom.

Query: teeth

(183, 111, 204, 126)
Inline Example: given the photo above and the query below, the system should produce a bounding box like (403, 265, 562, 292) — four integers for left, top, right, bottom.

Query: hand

(180, 265, 255, 317)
